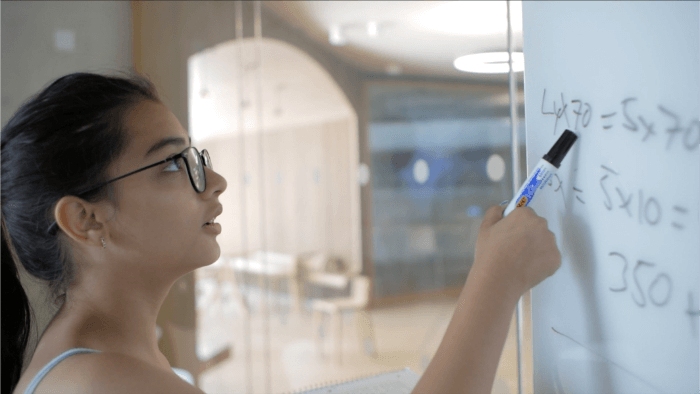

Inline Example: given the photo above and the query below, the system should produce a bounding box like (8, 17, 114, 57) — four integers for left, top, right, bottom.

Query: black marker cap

(543, 129, 578, 168)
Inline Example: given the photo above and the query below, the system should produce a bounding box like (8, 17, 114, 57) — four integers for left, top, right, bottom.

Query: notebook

(290, 368, 420, 394)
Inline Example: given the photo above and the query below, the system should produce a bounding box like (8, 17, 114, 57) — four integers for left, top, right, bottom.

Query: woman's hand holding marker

(412, 205, 562, 394)
(473, 205, 561, 297)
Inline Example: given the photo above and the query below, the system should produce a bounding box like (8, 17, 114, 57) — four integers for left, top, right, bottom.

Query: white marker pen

(503, 129, 578, 216)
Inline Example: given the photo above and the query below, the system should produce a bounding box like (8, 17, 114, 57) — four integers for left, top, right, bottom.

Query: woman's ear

(53, 196, 105, 246)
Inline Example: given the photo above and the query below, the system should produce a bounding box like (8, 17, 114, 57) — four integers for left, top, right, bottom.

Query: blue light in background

(398, 151, 455, 190)
(467, 205, 482, 217)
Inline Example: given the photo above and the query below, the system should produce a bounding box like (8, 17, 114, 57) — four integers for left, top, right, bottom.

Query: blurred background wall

(1, 1, 132, 126)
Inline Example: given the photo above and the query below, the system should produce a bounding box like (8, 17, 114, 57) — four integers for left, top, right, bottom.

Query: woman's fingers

(480, 205, 506, 232)
(474, 205, 562, 295)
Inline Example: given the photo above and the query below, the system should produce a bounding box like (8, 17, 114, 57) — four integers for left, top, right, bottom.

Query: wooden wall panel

(324, 119, 353, 269)
(293, 124, 324, 255)
(246, 135, 263, 253)
(278, 130, 297, 254)
(263, 131, 284, 253)
(200, 123, 360, 269)
(133, 1, 239, 128)
(190, 111, 358, 274)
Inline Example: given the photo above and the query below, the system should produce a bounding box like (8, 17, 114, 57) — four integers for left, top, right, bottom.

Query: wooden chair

(229, 251, 303, 314)
(311, 275, 378, 364)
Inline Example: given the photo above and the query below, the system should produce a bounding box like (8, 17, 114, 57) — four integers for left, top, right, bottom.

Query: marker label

(502, 129, 577, 217)
(504, 159, 557, 216)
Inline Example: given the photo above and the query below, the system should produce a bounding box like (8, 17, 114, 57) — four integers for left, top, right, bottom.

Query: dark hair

(1, 72, 159, 392)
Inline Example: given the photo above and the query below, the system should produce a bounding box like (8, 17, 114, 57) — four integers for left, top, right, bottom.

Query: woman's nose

(205, 166, 227, 197)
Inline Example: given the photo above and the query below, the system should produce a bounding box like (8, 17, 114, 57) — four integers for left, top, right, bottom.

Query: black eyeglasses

(47, 146, 212, 235)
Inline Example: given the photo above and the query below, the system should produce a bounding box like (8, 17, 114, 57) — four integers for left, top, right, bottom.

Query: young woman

(2, 72, 560, 394)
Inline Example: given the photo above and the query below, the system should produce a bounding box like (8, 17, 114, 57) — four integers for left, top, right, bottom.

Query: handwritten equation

(607, 251, 672, 308)
(606, 251, 698, 338)
(538, 87, 699, 338)
(541, 89, 699, 153)
(598, 165, 691, 230)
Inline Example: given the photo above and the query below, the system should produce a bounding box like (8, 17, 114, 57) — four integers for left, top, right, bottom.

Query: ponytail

(0, 72, 159, 393)
(1, 214, 32, 393)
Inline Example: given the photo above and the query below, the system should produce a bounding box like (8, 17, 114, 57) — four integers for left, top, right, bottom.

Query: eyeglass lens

(202, 150, 212, 170)
(183, 147, 212, 193)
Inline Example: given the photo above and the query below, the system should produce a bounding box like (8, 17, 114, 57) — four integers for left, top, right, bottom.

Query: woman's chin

(202, 244, 221, 267)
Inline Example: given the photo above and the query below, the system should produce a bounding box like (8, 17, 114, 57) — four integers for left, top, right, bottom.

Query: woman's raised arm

(412, 205, 561, 394)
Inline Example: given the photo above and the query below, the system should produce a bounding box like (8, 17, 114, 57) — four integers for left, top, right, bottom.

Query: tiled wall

(367, 86, 525, 298)
(370, 185, 502, 298)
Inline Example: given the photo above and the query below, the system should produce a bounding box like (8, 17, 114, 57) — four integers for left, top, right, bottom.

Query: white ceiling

(263, 1, 523, 82)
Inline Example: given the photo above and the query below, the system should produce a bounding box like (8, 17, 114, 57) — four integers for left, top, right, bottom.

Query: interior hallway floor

(196, 286, 520, 394)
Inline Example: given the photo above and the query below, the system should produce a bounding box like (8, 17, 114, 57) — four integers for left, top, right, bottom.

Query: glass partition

(368, 81, 524, 300)
(187, 1, 526, 393)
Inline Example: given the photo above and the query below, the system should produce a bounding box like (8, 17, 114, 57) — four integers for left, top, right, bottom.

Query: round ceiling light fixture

(453, 51, 524, 74)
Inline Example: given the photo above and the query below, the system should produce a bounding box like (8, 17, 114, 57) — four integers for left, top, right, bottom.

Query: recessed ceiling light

(453, 52, 524, 74)
(367, 21, 379, 37)
(328, 25, 346, 46)
(385, 63, 403, 75)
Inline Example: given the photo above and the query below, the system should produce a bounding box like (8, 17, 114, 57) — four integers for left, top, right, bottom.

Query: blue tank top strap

(24, 347, 101, 394)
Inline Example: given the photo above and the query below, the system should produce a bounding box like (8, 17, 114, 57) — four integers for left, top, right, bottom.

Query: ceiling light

(367, 21, 379, 37)
(385, 63, 403, 75)
(453, 52, 524, 74)
(417, 1, 522, 36)
(328, 25, 346, 46)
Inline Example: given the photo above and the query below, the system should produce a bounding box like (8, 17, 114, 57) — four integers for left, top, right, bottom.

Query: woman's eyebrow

(145, 136, 188, 158)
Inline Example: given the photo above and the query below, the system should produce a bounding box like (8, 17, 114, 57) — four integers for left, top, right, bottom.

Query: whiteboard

(522, 2, 700, 393)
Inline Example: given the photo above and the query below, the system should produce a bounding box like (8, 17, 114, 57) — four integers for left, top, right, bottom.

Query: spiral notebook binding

(286, 368, 415, 394)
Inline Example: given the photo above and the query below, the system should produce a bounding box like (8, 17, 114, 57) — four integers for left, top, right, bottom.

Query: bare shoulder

(29, 351, 204, 394)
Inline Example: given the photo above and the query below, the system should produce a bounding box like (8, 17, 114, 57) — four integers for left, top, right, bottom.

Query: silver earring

(101, 237, 106, 249)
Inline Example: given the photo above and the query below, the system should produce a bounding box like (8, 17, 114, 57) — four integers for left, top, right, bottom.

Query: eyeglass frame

(46, 146, 212, 235)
